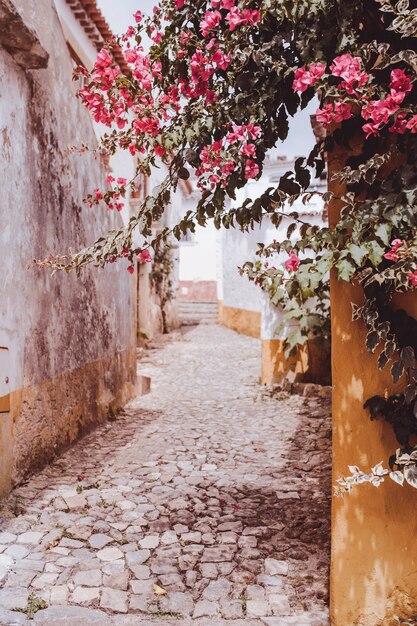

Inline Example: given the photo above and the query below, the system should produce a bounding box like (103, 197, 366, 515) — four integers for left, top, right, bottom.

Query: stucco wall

(329, 142, 417, 626)
(0, 0, 136, 493)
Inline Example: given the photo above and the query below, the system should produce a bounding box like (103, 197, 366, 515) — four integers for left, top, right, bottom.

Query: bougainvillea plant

(38, 0, 417, 488)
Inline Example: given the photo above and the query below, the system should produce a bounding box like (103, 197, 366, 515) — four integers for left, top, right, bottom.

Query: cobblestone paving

(0, 325, 331, 626)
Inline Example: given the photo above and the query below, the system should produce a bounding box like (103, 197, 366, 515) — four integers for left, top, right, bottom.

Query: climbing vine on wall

(149, 242, 176, 334)
(241, 256, 331, 361)
(38, 0, 417, 489)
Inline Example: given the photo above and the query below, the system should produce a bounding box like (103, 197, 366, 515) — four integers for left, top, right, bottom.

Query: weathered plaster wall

(0, 0, 136, 494)
(219, 181, 328, 383)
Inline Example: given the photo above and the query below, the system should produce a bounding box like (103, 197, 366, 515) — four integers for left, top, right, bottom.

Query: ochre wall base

(0, 348, 136, 497)
(261, 339, 331, 386)
(218, 302, 261, 338)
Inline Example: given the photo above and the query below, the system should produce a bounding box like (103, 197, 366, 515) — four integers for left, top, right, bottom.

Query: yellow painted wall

(261, 338, 331, 386)
(218, 301, 261, 338)
(329, 145, 417, 625)
(0, 348, 136, 497)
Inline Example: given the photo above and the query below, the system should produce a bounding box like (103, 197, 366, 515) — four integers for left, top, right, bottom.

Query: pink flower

(285, 252, 300, 272)
(117, 177, 127, 186)
(384, 250, 399, 262)
(138, 249, 152, 263)
(409, 271, 417, 287)
(384, 239, 404, 262)
(316, 104, 334, 128)
(133, 10, 143, 23)
(390, 69, 412, 97)
(175, 0, 186, 7)
(407, 115, 417, 133)
(330, 53, 369, 94)
(226, 7, 259, 30)
(240, 143, 256, 157)
(389, 113, 407, 134)
(362, 121, 381, 138)
(212, 0, 235, 7)
(333, 100, 353, 123)
(309, 62, 326, 83)
(127, 265, 135, 274)
(292, 62, 326, 92)
(226, 6, 243, 30)
(212, 49, 230, 71)
(200, 10, 222, 37)
(154, 143, 167, 157)
(247, 123, 261, 139)
(106, 175, 115, 184)
(292, 66, 311, 92)
(244, 159, 259, 179)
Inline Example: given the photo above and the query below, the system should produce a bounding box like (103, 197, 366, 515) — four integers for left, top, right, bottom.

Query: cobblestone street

(0, 325, 331, 626)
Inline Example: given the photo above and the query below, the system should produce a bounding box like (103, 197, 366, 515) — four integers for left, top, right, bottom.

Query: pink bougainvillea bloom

(240, 142, 256, 157)
(127, 265, 135, 274)
(106, 175, 115, 184)
(389, 113, 407, 134)
(154, 143, 167, 157)
(212, 49, 230, 71)
(390, 69, 413, 96)
(362, 121, 381, 138)
(309, 62, 326, 83)
(407, 116, 417, 133)
(316, 103, 334, 127)
(133, 10, 143, 23)
(285, 251, 300, 272)
(247, 122, 261, 139)
(226, 6, 243, 31)
(117, 177, 127, 186)
(292, 66, 311, 92)
(384, 239, 404, 262)
(175, 0, 186, 8)
(409, 272, 417, 287)
(333, 100, 353, 123)
(138, 249, 152, 263)
(200, 10, 221, 36)
(330, 53, 369, 94)
(244, 159, 259, 179)
(384, 250, 399, 262)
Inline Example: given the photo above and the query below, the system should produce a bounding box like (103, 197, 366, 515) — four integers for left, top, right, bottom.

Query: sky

(96, 0, 317, 159)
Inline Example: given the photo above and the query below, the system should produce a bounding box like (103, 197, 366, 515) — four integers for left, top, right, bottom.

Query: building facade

(0, 0, 138, 495)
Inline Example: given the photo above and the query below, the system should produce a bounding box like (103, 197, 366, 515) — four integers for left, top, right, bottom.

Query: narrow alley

(0, 325, 331, 626)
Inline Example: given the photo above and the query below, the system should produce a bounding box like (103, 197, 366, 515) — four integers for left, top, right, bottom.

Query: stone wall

(0, 0, 137, 494)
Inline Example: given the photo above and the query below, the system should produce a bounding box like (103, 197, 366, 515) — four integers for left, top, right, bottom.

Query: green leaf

(349, 244, 367, 267)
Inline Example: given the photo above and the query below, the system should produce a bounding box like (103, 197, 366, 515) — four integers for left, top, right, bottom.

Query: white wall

(179, 222, 218, 282)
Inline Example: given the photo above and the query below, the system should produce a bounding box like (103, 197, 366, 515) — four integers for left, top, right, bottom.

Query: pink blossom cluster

(78, 2, 264, 213)
(198, 1, 260, 36)
(293, 56, 416, 138)
(362, 69, 414, 137)
(329, 54, 370, 95)
(125, 247, 152, 274)
(383, 239, 417, 287)
(284, 251, 300, 272)
(383, 238, 404, 262)
(196, 123, 261, 190)
(292, 62, 326, 92)
(316, 101, 353, 127)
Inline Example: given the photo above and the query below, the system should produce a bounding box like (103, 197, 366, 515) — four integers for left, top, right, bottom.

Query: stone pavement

(0, 325, 331, 625)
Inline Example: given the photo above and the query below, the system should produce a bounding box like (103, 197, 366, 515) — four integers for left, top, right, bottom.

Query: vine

(35, 0, 417, 489)
(149, 242, 176, 334)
